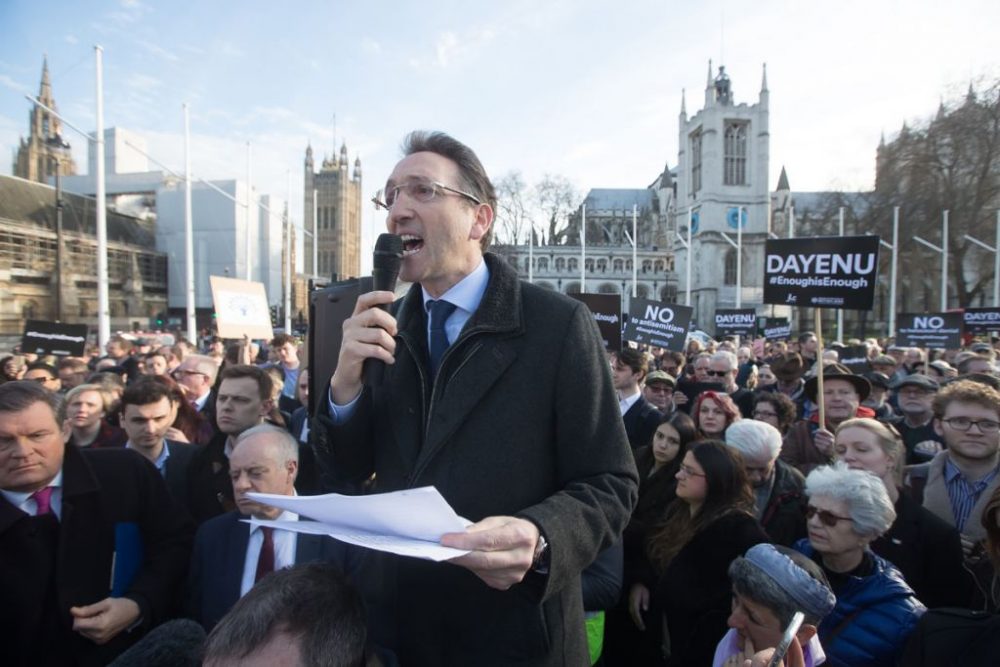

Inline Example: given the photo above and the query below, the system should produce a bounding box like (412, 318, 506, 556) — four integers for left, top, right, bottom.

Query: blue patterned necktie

(428, 299, 458, 377)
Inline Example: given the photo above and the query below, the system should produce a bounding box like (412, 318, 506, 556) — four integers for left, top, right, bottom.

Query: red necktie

(31, 487, 54, 516)
(254, 527, 275, 583)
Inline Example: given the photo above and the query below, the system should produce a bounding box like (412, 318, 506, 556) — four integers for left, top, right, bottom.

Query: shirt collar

(126, 440, 170, 470)
(252, 507, 298, 534)
(421, 258, 489, 315)
(945, 455, 1000, 485)
(0, 470, 64, 509)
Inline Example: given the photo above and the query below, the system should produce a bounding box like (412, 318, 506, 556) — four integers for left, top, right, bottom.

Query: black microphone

(363, 233, 403, 386)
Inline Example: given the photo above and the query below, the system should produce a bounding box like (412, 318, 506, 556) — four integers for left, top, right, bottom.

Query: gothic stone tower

(14, 57, 78, 183)
(303, 142, 362, 280)
(674, 62, 770, 327)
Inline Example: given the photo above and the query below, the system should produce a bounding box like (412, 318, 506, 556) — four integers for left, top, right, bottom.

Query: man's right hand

(329, 290, 398, 405)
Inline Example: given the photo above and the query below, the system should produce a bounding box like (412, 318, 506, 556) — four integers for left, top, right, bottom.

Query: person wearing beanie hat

(779, 364, 875, 476)
(713, 543, 836, 667)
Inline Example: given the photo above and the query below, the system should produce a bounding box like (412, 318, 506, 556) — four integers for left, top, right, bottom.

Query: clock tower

(674, 62, 770, 327)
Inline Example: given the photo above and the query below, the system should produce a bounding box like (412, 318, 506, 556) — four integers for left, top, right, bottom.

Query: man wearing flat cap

(779, 363, 875, 476)
(642, 370, 676, 416)
(890, 374, 943, 464)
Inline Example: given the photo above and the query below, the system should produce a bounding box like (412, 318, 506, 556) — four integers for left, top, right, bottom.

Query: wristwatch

(531, 533, 549, 572)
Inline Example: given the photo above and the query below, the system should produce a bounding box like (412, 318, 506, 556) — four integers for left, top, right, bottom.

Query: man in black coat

(612, 347, 663, 450)
(0, 380, 193, 666)
(315, 131, 637, 666)
(119, 378, 197, 516)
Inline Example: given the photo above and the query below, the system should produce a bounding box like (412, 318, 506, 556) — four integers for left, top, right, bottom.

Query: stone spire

(680, 88, 686, 117)
(760, 62, 768, 93)
(776, 165, 789, 192)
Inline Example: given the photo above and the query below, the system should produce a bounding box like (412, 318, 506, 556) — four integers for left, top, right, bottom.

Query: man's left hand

(441, 516, 540, 590)
(70, 597, 141, 645)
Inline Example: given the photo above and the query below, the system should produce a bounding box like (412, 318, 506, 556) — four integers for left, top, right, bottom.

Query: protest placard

(209, 276, 274, 340)
(963, 308, 1000, 335)
(763, 235, 880, 309)
(622, 299, 693, 352)
(896, 312, 963, 349)
(757, 317, 791, 341)
(570, 293, 622, 352)
(838, 344, 871, 374)
(22, 320, 88, 356)
(715, 308, 757, 338)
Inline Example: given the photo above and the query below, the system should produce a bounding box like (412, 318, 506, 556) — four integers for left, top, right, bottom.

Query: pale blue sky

(2, 0, 998, 271)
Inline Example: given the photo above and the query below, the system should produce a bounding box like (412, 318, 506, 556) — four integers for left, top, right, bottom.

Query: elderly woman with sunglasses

(794, 463, 925, 667)
(833, 417, 970, 608)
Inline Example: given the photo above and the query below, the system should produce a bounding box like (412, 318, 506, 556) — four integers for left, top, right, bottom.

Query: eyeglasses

(752, 410, 778, 419)
(806, 505, 853, 527)
(645, 384, 673, 394)
(706, 370, 730, 377)
(371, 179, 482, 211)
(941, 417, 1000, 434)
(678, 464, 705, 478)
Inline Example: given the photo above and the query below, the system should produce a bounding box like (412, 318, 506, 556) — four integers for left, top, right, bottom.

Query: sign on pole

(757, 317, 791, 341)
(963, 308, 1000, 335)
(570, 293, 622, 352)
(22, 320, 89, 357)
(896, 312, 963, 349)
(209, 276, 274, 340)
(763, 235, 880, 309)
(715, 308, 757, 339)
(838, 344, 871, 374)
(622, 299, 693, 352)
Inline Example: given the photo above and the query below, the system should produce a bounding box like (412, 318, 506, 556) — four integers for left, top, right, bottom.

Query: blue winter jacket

(794, 540, 925, 667)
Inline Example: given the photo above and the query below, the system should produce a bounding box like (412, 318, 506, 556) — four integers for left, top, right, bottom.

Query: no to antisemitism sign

(623, 299, 693, 352)
(715, 308, 757, 338)
(763, 236, 880, 310)
(896, 312, 964, 349)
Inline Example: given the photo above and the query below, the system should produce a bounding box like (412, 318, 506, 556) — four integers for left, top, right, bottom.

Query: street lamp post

(47, 134, 71, 322)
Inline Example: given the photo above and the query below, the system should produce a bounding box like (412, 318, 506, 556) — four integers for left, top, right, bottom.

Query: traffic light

(270, 305, 279, 325)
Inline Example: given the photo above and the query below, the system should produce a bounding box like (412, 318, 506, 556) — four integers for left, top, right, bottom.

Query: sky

(2, 0, 998, 274)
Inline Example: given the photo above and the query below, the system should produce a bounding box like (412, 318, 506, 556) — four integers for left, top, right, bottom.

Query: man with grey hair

(709, 350, 754, 417)
(726, 419, 807, 546)
(172, 353, 218, 420)
(186, 423, 361, 631)
(714, 543, 836, 667)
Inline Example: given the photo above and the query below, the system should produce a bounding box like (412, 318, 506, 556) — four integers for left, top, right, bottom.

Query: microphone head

(372, 233, 403, 272)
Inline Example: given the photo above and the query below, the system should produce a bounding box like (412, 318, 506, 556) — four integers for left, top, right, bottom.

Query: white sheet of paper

(245, 486, 472, 562)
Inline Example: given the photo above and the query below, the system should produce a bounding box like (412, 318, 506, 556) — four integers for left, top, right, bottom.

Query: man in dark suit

(187, 365, 274, 524)
(316, 131, 637, 665)
(0, 380, 193, 666)
(611, 347, 663, 450)
(186, 423, 361, 631)
(119, 378, 196, 515)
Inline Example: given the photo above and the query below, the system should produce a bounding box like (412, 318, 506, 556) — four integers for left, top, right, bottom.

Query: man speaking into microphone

(315, 131, 637, 666)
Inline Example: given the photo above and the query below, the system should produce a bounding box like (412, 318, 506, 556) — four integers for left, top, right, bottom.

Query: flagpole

(94, 45, 110, 349)
(941, 210, 949, 311)
(581, 204, 586, 293)
(889, 207, 899, 338)
(815, 308, 825, 428)
(183, 103, 196, 343)
(736, 206, 743, 309)
(837, 207, 844, 341)
(632, 204, 638, 299)
(245, 142, 252, 281)
(686, 207, 693, 306)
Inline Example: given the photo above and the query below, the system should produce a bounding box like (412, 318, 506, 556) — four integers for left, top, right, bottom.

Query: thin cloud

(65, 34, 79, 45)
(138, 40, 180, 63)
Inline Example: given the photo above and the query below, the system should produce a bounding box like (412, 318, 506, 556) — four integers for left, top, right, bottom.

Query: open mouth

(401, 234, 424, 256)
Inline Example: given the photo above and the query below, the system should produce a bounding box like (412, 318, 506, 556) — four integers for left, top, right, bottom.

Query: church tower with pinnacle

(303, 138, 362, 280)
(14, 57, 78, 183)
(674, 62, 770, 326)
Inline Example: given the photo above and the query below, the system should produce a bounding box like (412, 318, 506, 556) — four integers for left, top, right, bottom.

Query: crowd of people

(599, 334, 1000, 666)
(5, 128, 1000, 667)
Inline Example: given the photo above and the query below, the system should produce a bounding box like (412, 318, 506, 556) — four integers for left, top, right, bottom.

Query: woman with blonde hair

(833, 417, 969, 607)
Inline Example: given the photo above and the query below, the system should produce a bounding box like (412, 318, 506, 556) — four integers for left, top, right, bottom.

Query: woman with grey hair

(794, 463, 925, 667)
(833, 418, 969, 607)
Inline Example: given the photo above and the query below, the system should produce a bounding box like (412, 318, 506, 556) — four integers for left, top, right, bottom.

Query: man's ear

(933, 417, 943, 438)
(468, 203, 494, 243)
(260, 398, 274, 419)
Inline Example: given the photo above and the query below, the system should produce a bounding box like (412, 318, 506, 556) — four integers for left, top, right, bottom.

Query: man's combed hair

(121, 377, 175, 410)
(401, 130, 497, 251)
(202, 563, 367, 667)
(932, 378, 1000, 419)
(220, 364, 274, 402)
(0, 380, 59, 419)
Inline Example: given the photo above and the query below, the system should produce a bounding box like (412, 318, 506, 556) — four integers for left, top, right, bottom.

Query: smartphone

(767, 611, 804, 667)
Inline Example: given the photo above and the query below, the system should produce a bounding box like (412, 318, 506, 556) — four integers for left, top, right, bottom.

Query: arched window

(568, 258, 578, 272)
(636, 284, 650, 298)
(613, 259, 624, 272)
(597, 259, 607, 272)
(555, 257, 565, 271)
(724, 250, 738, 285)
(641, 260, 652, 274)
(538, 257, 549, 271)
